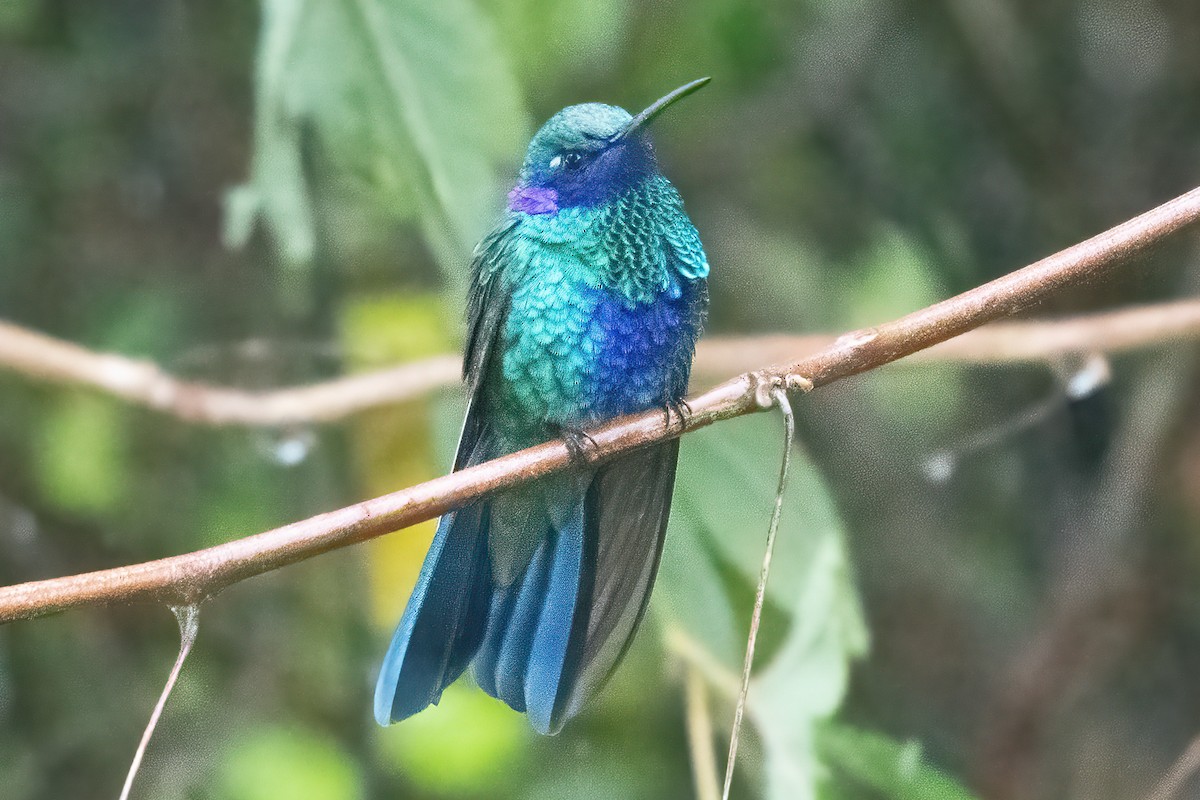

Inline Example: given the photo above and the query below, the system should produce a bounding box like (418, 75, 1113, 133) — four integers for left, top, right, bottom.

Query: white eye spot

(549, 155, 562, 169)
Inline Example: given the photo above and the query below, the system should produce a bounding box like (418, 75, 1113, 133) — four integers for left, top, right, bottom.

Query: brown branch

(0, 323, 461, 425)
(698, 297, 1200, 375)
(1, 185, 1199, 624)
(3, 300, 1200, 429)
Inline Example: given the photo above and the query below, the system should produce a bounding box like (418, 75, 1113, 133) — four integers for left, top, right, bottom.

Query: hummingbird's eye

(560, 151, 584, 170)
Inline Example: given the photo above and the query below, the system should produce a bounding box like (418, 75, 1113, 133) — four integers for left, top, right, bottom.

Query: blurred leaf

(753, 533, 869, 800)
(710, 218, 951, 339)
(34, 395, 129, 516)
(219, 727, 364, 800)
(224, 0, 314, 265)
(226, 0, 529, 281)
(658, 414, 867, 799)
(378, 682, 528, 795)
(864, 362, 966, 439)
(816, 723, 980, 800)
(660, 414, 859, 664)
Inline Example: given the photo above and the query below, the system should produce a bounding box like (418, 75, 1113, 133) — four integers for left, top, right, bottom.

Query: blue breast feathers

(581, 284, 692, 420)
(497, 278, 699, 431)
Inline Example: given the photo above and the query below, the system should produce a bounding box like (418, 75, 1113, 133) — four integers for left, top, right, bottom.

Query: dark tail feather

(561, 441, 678, 720)
(472, 535, 553, 710)
(470, 500, 595, 735)
(525, 502, 592, 734)
(373, 501, 492, 725)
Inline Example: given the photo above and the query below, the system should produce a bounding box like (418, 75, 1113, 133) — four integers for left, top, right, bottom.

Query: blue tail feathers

(522, 503, 589, 734)
(372, 502, 492, 726)
(374, 495, 594, 735)
(374, 435, 678, 735)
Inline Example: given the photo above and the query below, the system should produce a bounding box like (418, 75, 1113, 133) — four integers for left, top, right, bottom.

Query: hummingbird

(374, 78, 711, 735)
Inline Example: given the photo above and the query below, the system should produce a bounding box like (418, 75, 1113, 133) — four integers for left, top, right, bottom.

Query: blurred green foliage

(219, 727, 365, 800)
(659, 416, 868, 799)
(2, 1, 1200, 800)
(377, 683, 528, 795)
(35, 394, 131, 516)
(815, 723, 977, 800)
(225, 0, 529, 303)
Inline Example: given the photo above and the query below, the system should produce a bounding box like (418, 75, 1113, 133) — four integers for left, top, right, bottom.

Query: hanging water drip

(1064, 353, 1112, 401)
(1061, 353, 1114, 470)
(922, 451, 956, 484)
(255, 426, 318, 468)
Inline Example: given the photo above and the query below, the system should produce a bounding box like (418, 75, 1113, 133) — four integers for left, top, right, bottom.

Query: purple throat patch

(507, 185, 559, 215)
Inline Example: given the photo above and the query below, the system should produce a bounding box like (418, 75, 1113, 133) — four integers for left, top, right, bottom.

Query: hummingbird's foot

(557, 425, 600, 466)
(660, 398, 693, 433)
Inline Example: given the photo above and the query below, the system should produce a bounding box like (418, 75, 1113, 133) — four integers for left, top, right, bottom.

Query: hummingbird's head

(509, 78, 710, 215)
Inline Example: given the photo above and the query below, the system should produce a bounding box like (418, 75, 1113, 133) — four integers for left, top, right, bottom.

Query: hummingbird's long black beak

(612, 77, 711, 141)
